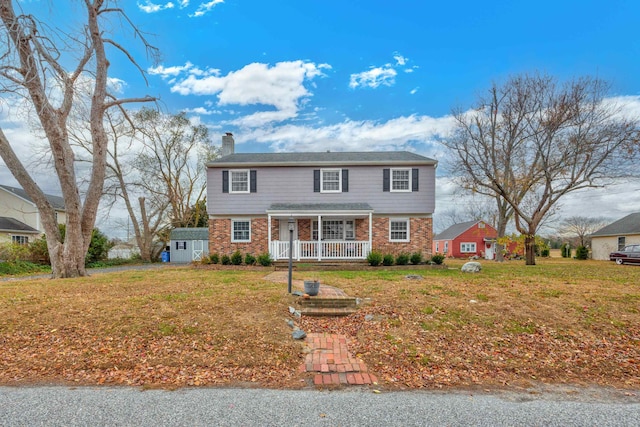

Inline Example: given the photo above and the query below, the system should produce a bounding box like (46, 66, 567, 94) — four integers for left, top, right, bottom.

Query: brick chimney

(221, 132, 235, 157)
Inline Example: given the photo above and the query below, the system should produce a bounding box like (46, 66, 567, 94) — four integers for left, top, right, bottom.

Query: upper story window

(321, 169, 341, 192)
(231, 170, 249, 193)
(383, 168, 418, 192)
(222, 170, 257, 194)
(314, 169, 349, 193)
(391, 168, 411, 192)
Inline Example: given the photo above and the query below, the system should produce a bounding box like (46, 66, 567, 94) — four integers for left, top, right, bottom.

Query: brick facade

(210, 215, 433, 259)
(371, 217, 432, 256)
(209, 218, 270, 256)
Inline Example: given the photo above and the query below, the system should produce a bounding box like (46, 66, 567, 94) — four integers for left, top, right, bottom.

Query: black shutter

(222, 170, 229, 193)
(412, 168, 419, 192)
(383, 169, 390, 192)
(250, 170, 257, 193)
(314, 169, 320, 192)
(342, 169, 349, 192)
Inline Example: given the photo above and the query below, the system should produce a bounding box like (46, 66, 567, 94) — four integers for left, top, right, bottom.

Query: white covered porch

(266, 203, 373, 261)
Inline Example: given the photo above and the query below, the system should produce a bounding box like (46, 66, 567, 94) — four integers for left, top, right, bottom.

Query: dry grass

(1, 258, 639, 390)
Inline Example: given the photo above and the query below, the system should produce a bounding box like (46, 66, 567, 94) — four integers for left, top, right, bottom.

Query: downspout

(267, 214, 272, 258)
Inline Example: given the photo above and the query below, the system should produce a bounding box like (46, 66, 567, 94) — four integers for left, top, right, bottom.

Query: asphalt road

(1, 386, 639, 426)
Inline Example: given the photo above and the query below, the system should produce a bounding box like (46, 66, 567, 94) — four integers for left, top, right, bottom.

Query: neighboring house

(206, 133, 437, 261)
(108, 241, 140, 260)
(169, 227, 209, 263)
(590, 212, 640, 260)
(433, 220, 498, 259)
(0, 217, 40, 246)
(0, 184, 66, 245)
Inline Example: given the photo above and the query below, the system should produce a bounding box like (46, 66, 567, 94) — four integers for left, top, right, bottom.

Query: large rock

(461, 261, 482, 273)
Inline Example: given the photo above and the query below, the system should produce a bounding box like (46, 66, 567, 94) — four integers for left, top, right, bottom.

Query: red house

(433, 220, 497, 259)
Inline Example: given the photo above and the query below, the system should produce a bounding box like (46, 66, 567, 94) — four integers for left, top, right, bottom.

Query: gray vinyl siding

(207, 165, 435, 216)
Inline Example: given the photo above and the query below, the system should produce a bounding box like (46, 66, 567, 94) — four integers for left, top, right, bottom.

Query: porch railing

(270, 240, 370, 260)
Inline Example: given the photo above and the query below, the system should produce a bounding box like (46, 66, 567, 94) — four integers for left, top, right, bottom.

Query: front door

(485, 241, 495, 260)
(279, 219, 298, 258)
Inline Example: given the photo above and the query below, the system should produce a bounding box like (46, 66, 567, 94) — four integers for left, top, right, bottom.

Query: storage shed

(169, 227, 209, 263)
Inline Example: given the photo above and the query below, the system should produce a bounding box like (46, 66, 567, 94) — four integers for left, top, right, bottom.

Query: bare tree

(444, 73, 638, 265)
(559, 216, 610, 247)
(0, 1, 156, 277)
(132, 107, 218, 229)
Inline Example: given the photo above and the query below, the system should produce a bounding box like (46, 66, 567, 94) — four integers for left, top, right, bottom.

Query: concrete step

(300, 307, 358, 317)
(298, 296, 358, 309)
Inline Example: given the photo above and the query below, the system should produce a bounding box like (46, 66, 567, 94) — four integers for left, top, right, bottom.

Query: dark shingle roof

(591, 213, 640, 237)
(208, 151, 436, 167)
(169, 227, 209, 240)
(434, 220, 481, 240)
(0, 185, 65, 210)
(268, 203, 374, 212)
(0, 217, 40, 233)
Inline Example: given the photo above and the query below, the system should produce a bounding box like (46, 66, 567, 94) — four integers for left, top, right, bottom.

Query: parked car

(609, 245, 640, 265)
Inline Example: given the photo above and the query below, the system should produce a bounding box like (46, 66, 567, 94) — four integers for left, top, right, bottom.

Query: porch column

(267, 214, 272, 258)
(317, 214, 322, 261)
(368, 212, 372, 256)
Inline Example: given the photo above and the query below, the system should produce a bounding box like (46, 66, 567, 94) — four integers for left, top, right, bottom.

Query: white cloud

(161, 60, 330, 126)
(179, 0, 190, 7)
(182, 106, 221, 115)
(349, 53, 412, 89)
(349, 66, 397, 89)
(239, 113, 457, 155)
(190, 0, 224, 17)
(410, 87, 419, 95)
(137, 1, 175, 13)
(393, 53, 407, 66)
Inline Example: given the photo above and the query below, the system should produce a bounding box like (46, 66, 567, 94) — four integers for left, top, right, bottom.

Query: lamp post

(288, 216, 295, 294)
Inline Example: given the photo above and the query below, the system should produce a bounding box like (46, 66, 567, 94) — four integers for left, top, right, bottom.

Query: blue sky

(121, 0, 640, 156)
(3, 0, 640, 235)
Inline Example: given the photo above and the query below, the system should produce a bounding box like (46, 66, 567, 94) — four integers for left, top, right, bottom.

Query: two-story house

(0, 184, 66, 245)
(206, 134, 437, 261)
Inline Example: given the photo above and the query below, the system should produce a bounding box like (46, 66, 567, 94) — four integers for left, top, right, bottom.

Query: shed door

(192, 240, 204, 261)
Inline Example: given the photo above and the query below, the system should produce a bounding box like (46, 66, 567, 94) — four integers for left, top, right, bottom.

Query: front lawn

(0, 258, 638, 390)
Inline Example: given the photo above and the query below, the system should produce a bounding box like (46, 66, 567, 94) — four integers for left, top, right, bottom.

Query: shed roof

(208, 151, 436, 167)
(0, 217, 40, 234)
(434, 220, 483, 241)
(591, 212, 640, 237)
(169, 227, 209, 240)
(0, 184, 65, 210)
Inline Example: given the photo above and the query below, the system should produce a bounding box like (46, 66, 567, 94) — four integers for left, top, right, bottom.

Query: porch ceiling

(267, 202, 373, 217)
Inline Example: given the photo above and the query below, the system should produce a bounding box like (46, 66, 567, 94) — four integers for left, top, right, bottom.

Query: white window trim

(435, 242, 440, 252)
(320, 168, 342, 193)
(229, 169, 250, 194)
(390, 168, 412, 193)
(444, 241, 449, 253)
(231, 219, 251, 242)
(389, 218, 410, 242)
(460, 242, 477, 253)
(312, 218, 354, 240)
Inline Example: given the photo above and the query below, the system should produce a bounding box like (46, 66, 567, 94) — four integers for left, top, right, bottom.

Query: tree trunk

(524, 234, 536, 266)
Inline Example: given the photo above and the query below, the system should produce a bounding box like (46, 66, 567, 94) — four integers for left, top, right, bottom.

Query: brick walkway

(300, 332, 378, 386)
